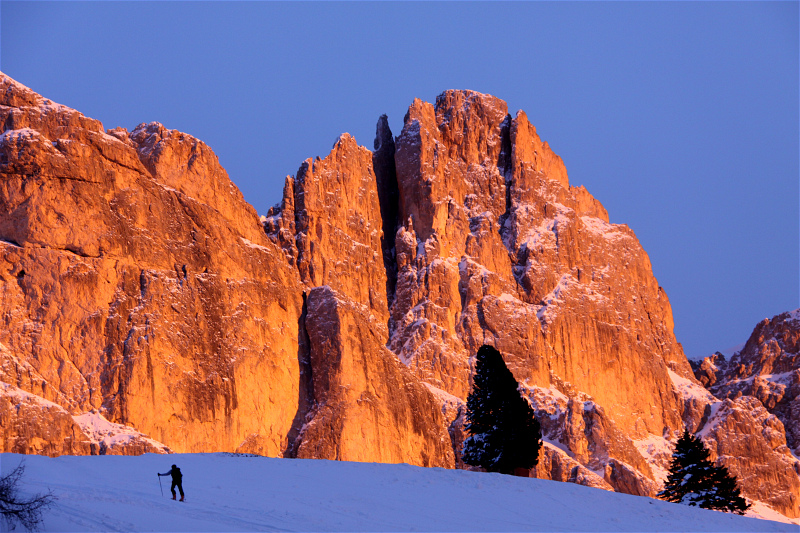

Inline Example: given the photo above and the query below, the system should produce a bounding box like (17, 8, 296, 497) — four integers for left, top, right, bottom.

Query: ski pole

(158, 474, 163, 497)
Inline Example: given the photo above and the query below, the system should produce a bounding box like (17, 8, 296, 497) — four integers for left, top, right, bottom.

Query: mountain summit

(0, 74, 797, 520)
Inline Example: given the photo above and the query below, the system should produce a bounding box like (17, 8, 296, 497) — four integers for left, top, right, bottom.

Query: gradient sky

(2, 1, 798, 360)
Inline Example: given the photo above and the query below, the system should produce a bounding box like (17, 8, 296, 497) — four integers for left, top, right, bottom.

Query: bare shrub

(0, 462, 55, 531)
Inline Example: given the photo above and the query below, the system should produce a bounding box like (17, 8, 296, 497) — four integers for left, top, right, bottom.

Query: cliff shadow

(282, 291, 314, 457)
(373, 114, 400, 310)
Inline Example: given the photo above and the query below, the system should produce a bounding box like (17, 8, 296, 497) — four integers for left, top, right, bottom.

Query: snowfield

(1, 453, 794, 532)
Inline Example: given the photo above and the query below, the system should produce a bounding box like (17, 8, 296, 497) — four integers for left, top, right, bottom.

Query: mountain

(3, 452, 795, 531)
(691, 309, 800, 512)
(692, 310, 799, 453)
(0, 72, 797, 520)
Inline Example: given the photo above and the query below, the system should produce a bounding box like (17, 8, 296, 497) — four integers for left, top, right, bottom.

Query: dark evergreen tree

(657, 428, 750, 515)
(462, 345, 542, 474)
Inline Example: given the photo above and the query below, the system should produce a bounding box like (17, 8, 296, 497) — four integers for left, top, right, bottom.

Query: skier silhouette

(158, 464, 184, 501)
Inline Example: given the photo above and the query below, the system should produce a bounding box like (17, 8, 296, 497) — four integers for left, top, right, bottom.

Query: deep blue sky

(2, 2, 798, 359)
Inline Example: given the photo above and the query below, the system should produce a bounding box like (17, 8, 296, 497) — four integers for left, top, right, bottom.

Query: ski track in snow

(1, 453, 795, 532)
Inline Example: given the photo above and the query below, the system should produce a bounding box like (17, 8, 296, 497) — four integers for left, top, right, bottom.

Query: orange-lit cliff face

(0, 73, 308, 457)
(1, 73, 797, 519)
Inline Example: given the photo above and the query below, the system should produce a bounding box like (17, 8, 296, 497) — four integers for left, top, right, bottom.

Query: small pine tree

(658, 428, 750, 515)
(462, 345, 542, 474)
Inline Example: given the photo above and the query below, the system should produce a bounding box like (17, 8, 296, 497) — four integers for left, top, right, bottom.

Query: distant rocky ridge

(691, 310, 800, 516)
(692, 310, 800, 455)
(0, 73, 797, 520)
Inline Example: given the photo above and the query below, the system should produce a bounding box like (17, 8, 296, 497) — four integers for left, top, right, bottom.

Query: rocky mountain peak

(0, 73, 105, 139)
(435, 89, 509, 121)
(1, 75, 44, 107)
(373, 114, 393, 152)
(128, 121, 266, 244)
(693, 309, 800, 455)
(2, 73, 798, 521)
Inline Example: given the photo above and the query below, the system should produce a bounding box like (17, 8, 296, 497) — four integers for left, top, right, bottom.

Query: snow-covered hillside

(1, 453, 794, 532)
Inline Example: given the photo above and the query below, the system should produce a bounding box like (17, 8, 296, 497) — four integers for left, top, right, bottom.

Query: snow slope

(1, 453, 793, 532)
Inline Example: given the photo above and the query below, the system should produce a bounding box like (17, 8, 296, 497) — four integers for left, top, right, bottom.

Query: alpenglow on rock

(692, 310, 800, 517)
(1, 73, 797, 520)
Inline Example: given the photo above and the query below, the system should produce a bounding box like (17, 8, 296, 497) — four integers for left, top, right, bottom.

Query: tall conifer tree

(462, 345, 542, 474)
(658, 429, 750, 514)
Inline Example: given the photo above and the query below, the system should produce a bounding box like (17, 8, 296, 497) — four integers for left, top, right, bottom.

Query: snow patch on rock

(668, 369, 716, 403)
(633, 434, 674, 484)
(0, 381, 63, 409)
(73, 411, 171, 454)
(580, 215, 629, 241)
